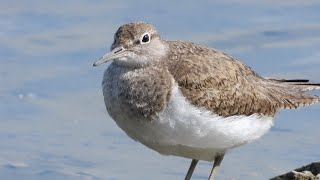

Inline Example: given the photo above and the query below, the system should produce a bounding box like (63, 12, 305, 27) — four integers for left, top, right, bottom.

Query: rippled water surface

(1, 1, 320, 179)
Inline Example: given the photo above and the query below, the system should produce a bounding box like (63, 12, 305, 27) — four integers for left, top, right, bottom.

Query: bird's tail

(268, 79, 320, 91)
(265, 78, 320, 109)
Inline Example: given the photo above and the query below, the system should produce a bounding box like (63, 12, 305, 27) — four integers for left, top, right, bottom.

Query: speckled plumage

(103, 63, 173, 120)
(165, 40, 320, 117)
(103, 27, 320, 118)
(94, 22, 320, 179)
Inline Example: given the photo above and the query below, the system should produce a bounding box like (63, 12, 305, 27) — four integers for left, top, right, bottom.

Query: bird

(93, 22, 320, 179)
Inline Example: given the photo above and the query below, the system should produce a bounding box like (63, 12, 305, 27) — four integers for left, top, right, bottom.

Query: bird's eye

(140, 33, 151, 44)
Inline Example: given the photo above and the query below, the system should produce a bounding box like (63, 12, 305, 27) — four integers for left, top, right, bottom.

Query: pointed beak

(93, 46, 126, 66)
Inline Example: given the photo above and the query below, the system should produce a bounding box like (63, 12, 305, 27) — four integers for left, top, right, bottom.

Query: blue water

(1, 1, 320, 179)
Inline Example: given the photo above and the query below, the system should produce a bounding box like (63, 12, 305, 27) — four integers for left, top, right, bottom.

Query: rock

(271, 161, 320, 180)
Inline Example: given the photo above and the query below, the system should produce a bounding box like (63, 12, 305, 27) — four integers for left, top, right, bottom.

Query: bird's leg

(184, 159, 199, 180)
(208, 154, 225, 180)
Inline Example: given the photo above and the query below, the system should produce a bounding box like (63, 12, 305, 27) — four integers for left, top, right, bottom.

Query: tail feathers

(267, 78, 320, 91)
(268, 79, 310, 83)
(281, 93, 320, 109)
(265, 78, 320, 109)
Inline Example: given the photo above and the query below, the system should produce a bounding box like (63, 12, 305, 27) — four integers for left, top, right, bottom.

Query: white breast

(106, 81, 274, 161)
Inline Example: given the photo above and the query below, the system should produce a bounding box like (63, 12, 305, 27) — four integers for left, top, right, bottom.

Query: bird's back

(164, 40, 320, 117)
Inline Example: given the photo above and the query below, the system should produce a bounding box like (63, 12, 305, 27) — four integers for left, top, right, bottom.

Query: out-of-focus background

(1, 1, 320, 179)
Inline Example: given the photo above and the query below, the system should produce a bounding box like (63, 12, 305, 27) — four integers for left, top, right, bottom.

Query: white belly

(106, 83, 274, 161)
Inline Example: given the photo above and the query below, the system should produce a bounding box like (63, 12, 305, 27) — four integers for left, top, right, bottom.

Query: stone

(271, 161, 320, 180)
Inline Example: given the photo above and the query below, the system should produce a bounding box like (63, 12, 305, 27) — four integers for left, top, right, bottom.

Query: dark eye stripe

(134, 40, 140, 44)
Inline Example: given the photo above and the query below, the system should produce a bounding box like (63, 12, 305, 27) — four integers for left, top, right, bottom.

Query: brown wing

(166, 41, 320, 117)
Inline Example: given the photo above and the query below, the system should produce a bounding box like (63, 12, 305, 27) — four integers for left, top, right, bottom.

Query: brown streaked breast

(105, 64, 173, 120)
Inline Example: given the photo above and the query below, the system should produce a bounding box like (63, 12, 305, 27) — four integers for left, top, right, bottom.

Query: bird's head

(93, 22, 169, 68)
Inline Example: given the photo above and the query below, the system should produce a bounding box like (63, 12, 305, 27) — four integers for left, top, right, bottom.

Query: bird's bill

(93, 46, 126, 66)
